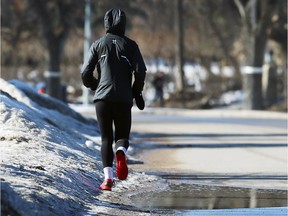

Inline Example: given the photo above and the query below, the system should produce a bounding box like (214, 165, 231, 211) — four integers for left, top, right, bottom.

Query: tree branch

(245, 0, 256, 12)
(234, 0, 246, 18)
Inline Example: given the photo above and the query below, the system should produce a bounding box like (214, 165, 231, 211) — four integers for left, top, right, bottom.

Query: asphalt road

(130, 108, 287, 190)
(76, 105, 287, 214)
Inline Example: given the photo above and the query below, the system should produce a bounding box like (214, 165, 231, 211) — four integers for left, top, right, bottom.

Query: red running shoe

(116, 150, 128, 180)
(99, 179, 114, 191)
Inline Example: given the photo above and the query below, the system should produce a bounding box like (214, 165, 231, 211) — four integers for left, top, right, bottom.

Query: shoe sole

(99, 179, 113, 191)
(99, 185, 111, 191)
(116, 151, 128, 180)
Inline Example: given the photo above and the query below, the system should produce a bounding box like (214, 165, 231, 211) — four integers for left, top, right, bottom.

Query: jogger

(81, 8, 146, 191)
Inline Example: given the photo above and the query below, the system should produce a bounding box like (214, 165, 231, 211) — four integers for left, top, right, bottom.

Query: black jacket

(81, 8, 146, 105)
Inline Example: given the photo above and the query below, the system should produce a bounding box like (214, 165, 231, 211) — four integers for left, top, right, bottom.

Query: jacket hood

(104, 8, 126, 35)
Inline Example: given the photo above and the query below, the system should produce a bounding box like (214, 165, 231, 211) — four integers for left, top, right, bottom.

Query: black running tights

(95, 100, 131, 167)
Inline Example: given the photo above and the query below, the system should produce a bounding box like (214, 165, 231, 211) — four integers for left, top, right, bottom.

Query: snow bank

(0, 79, 103, 215)
(0, 79, 161, 215)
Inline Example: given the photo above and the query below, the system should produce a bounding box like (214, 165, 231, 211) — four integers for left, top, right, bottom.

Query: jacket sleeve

(131, 44, 146, 93)
(81, 43, 98, 91)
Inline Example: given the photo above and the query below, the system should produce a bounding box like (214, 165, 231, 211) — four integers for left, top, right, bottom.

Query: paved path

(130, 108, 287, 190)
(75, 105, 287, 214)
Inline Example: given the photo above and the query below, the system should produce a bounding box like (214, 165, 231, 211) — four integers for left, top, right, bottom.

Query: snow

(0, 78, 158, 215)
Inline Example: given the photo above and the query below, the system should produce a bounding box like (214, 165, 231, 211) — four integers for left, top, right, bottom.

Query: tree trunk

(175, 0, 185, 106)
(45, 36, 63, 99)
(240, 22, 263, 109)
(282, 52, 287, 110)
(238, 0, 279, 110)
(29, 0, 72, 101)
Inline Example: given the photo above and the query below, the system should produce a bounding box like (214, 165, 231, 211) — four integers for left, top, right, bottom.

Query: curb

(133, 107, 288, 120)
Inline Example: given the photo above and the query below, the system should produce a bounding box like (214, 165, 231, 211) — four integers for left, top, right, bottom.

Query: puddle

(131, 184, 287, 210)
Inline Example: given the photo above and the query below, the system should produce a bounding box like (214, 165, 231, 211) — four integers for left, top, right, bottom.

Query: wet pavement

(132, 183, 287, 210)
(129, 108, 287, 214)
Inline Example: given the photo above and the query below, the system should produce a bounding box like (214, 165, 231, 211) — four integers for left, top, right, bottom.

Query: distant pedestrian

(152, 71, 165, 107)
(35, 82, 46, 94)
(81, 8, 146, 191)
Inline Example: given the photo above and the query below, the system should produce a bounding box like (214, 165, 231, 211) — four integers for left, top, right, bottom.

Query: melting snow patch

(0, 79, 103, 215)
(0, 79, 161, 215)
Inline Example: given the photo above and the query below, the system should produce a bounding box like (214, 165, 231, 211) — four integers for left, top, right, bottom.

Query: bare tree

(29, 0, 83, 99)
(268, 0, 287, 110)
(205, 1, 242, 79)
(234, 0, 280, 109)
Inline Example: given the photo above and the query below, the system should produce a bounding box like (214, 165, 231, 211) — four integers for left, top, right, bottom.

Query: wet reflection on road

(132, 184, 287, 210)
